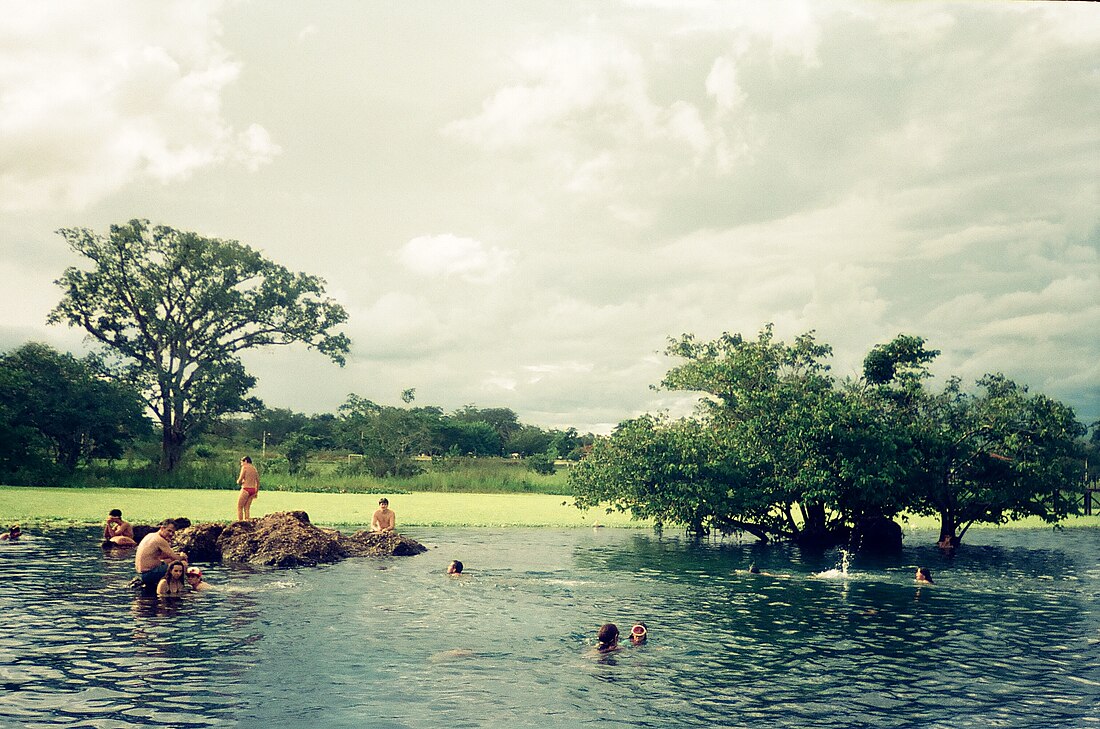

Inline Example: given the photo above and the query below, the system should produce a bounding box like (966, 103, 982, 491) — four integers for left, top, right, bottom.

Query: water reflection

(1, 526, 1097, 727)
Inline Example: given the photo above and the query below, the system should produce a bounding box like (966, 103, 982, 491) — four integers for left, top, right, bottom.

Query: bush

(526, 452, 557, 476)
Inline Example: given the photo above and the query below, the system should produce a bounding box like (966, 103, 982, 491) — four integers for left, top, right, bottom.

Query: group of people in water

(6, 452, 941, 651)
(596, 622, 648, 653)
(110, 455, 402, 598)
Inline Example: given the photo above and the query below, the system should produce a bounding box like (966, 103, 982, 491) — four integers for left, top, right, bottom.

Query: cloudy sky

(1, 1, 1097, 433)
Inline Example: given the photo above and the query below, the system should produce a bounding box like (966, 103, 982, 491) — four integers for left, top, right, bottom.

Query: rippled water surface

(1, 526, 1098, 728)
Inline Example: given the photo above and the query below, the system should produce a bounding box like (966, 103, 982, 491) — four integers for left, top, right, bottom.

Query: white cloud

(0, 1, 278, 211)
(398, 234, 516, 283)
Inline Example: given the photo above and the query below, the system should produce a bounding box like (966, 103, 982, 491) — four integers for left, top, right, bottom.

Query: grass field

(0, 486, 644, 529)
(2, 486, 1097, 532)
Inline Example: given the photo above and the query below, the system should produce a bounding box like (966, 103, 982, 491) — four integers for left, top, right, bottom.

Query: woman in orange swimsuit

(236, 456, 260, 521)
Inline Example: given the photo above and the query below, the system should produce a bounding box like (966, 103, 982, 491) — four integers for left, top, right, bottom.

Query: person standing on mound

(372, 498, 395, 532)
(236, 456, 260, 521)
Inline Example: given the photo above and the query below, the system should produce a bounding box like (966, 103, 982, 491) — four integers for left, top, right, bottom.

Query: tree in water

(50, 220, 350, 471)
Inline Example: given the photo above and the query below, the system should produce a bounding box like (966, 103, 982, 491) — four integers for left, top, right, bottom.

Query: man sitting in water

(371, 498, 395, 532)
(0, 524, 21, 541)
(103, 509, 136, 547)
(135, 520, 188, 589)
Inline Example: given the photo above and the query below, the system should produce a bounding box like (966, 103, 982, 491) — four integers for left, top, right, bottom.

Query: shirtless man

(135, 520, 188, 589)
(103, 509, 136, 547)
(371, 498, 395, 532)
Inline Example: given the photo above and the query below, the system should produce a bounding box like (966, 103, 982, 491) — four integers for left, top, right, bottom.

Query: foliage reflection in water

(1, 526, 1097, 727)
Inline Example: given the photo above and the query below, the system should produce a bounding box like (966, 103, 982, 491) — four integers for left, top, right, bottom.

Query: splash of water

(813, 549, 852, 579)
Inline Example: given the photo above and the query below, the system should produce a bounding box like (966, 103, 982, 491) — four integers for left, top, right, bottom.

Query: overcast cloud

(1, 0, 1097, 434)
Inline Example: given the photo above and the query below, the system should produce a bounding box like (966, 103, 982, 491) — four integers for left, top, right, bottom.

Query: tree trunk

(161, 425, 186, 472)
(938, 510, 960, 549)
(797, 502, 833, 548)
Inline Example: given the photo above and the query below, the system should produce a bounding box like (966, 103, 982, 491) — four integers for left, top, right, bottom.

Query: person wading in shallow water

(157, 560, 187, 596)
(103, 509, 136, 547)
(596, 623, 620, 653)
(134, 520, 188, 589)
(236, 456, 260, 521)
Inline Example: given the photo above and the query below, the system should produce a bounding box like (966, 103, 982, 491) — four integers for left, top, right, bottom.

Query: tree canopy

(570, 327, 1087, 548)
(49, 220, 350, 471)
(0, 342, 147, 479)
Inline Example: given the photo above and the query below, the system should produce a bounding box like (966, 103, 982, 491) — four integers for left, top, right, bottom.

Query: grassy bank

(63, 457, 572, 495)
(0, 486, 640, 529)
(3, 486, 1096, 532)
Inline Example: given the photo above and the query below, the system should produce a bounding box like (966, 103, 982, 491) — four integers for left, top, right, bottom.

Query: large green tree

(573, 326, 905, 545)
(572, 327, 1085, 548)
(49, 220, 350, 471)
(862, 335, 1086, 545)
(0, 342, 147, 475)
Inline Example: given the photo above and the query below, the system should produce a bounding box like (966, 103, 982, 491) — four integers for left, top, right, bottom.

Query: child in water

(157, 560, 187, 596)
(596, 623, 620, 653)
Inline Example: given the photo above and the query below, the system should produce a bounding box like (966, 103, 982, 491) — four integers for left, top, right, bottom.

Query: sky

(1, 0, 1098, 434)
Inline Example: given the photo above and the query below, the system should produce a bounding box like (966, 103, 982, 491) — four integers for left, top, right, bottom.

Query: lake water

(1, 525, 1097, 728)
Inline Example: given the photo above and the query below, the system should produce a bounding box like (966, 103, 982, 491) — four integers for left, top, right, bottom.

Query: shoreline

(0, 486, 647, 529)
(2, 485, 1097, 532)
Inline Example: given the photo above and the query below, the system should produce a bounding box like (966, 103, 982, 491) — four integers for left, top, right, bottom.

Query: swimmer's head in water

(748, 563, 760, 574)
(447, 560, 463, 574)
(597, 623, 619, 646)
(186, 566, 203, 578)
(630, 623, 647, 643)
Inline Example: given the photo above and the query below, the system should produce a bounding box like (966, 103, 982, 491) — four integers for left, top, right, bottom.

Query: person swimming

(447, 560, 463, 574)
(629, 622, 647, 645)
(915, 567, 934, 584)
(596, 623, 620, 653)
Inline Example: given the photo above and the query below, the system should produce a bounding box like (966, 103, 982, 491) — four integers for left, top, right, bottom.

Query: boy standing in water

(372, 498, 395, 532)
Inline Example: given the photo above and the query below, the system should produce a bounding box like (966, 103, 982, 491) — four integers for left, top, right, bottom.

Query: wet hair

(378, 498, 389, 505)
(109, 509, 122, 518)
(597, 623, 619, 647)
(748, 563, 760, 574)
(241, 456, 253, 464)
(448, 560, 463, 574)
(916, 567, 934, 583)
(158, 519, 177, 529)
(9, 524, 20, 535)
(162, 560, 187, 591)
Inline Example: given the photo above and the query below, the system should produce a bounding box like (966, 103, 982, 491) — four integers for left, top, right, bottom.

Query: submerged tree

(50, 220, 350, 471)
(572, 327, 1086, 548)
(572, 326, 906, 546)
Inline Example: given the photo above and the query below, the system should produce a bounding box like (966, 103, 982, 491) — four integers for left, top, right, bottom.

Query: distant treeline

(0, 341, 590, 485)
